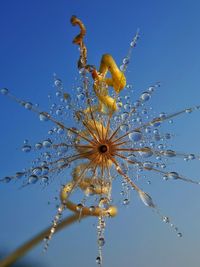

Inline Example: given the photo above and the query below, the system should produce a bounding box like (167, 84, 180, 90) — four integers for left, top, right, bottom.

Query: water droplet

(143, 161, 153, 169)
(35, 142, 42, 150)
(177, 232, 182, 238)
(42, 166, 49, 175)
(140, 92, 151, 102)
(185, 108, 192, 113)
(56, 109, 63, 116)
(123, 57, 129, 65)
(98, 237, 105, 247)
(166, 172, 179, 180)
(3, 176, 12, 183)
(130, 41, 136, 47)
(43, 139, 52, 148)
(188, 154, 195, 160)
(42, 176, 49, 183)
(163, 150, 176, 157)
(24, 102, 33, 110)
(120, 64, 127, 72)
(89, 206, 95, 212)
(99, 197, 109, 210)
(54, 79, 62, 87)
(139, 147, 153, 158)
(1, 88, 9, 95)
(139, 191, 155, 208)
(162, 216, 170, 223)
(96, 256, 102, 265)
(39, 112, 49, 122)
(28, 175, 38, 184)
(165, 133, 171, 139)
(121, 112, 129, 120)
(22, 145, 31, 153)
(16, 172, 24, 178)
(32, 167, 42, 176)
(77, 93, 85, 101)
(57, 128, 64, 135)
(123, 198, 129, 205)
(76, 203, 83, 212)
(120, 124, 129, 132)
(129, 131, 142, 142)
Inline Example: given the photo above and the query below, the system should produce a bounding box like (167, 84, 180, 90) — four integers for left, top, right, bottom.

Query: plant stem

(0, 213, 86, 267)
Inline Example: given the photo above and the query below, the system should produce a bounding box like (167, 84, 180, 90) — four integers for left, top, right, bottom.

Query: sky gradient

(1, 1, 200, 267)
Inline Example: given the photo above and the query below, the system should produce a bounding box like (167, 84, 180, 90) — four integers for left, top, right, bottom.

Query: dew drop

(1, 88, 9, 95)
(139, 191, 155, 208)
(39, 112, 49, 122)
(166, 172, 179, 180)
(96, 256, 102, 265)
(98, 237, 105, 247)
(3, 176, 12, 183)
(140, 92, 151, 102)
(177, 232, 182, 238)
(76, 203, 83, 212)
(28, 175, 38, 184)
(89, 206, 95, 212)
(42, 176, 49, 183)
(120, 124, 129, 132)
(128, 131, 142, 142)
(24, 102, 33, 110)
(121, 112, 129, 120)
(162, 216, 170, 223)
(77, 93, 85, 101)
(163, 150, 176, 157)
(188, 154, 195, 160)
(185, 108, 192, 113)
(123, 57, 129, 65)
(139, 147, 153, 158)
(143, 161, 153, 169)
(123, 198, 129, 205)
(22, 145, 31, 153)
(42, 166, 49, 175)
(32, 167, 42, 176)
(35, 142, 42, 150)
(16, 172, 25, 178)
(54, 79, 62, 87)
(43, 139, 52, 148)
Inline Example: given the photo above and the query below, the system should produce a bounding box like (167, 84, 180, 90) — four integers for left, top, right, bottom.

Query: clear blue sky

(1, 0, 200, 266)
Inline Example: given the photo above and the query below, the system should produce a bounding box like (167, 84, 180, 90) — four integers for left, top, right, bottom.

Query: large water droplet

(139, 147, 153, 158)
(139, 191, 155, 208)
(163, 150, 176, 157)
(166, 172, 179, 180)
(128, 131, 142, 141)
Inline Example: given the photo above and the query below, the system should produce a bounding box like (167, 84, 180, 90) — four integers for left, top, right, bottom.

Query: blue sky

(1, 0, 200, 266)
